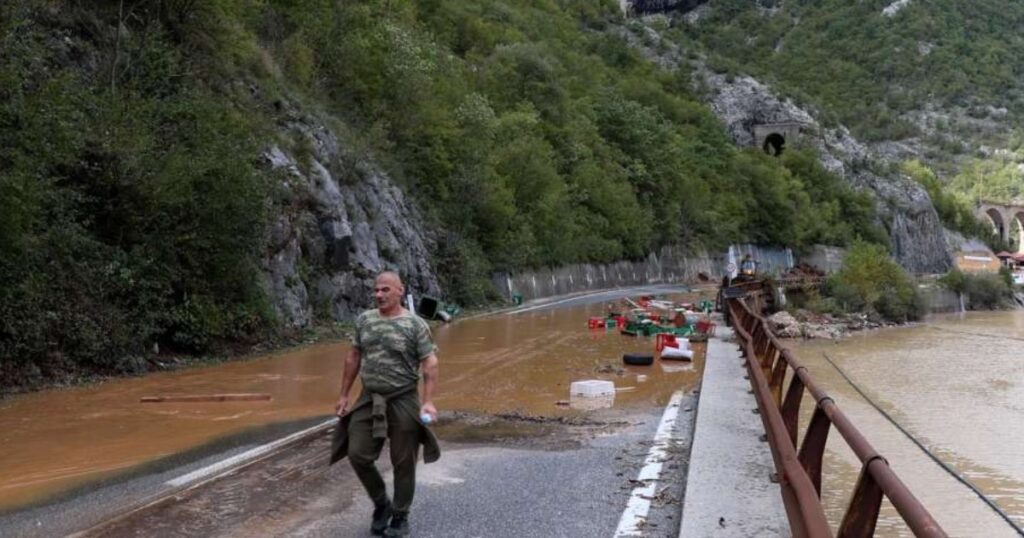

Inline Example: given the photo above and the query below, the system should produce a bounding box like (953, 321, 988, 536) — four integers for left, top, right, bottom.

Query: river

(792, 311, 1024, 537)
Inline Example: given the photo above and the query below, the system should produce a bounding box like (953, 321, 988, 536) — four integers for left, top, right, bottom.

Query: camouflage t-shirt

(353, 309, 437, 393)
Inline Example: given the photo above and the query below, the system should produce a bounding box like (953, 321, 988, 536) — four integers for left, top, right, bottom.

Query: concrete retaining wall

(492, 244, 794, 302)
(919, 284, 963, 314)
(798, 245, 846, 273)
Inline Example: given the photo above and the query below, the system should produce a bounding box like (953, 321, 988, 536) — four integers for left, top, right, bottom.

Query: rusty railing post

(781, 368, 806, 448)
(798, 403, 832, 496)
(770, 353, 788, 407)
(837, 459, 885, 538)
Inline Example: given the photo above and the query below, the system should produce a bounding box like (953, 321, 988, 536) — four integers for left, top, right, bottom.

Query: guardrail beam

(725, 295, 947, 538)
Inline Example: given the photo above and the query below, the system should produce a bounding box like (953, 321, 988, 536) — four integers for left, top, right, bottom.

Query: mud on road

(80, 400, 699, 538)
(0, 285, 711, 512)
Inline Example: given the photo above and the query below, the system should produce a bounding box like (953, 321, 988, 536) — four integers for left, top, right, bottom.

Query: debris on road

(139, 393, 272, 403)
(570, 380, 616, 397)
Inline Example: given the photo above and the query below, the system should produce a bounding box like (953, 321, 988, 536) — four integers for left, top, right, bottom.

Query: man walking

(332, 271, 440, 537)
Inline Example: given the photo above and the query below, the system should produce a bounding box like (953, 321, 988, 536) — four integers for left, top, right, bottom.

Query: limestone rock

(766, 311, 802, 338)
(616, 21, 954, 274)
(630, 0, 709, 16)
(800, 323, 842, 340)
(260, 112, 441, 327)
(697, 70, 953, 273)
(882, 0, 913, 17)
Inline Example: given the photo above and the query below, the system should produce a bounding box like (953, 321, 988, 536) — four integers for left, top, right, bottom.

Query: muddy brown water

(791, 311, 1024, 537)
(0, 293, 707, 511)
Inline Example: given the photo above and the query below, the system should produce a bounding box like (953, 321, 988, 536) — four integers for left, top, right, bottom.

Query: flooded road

(0, 287, 708, 511)
(792, 311, 1024, 537)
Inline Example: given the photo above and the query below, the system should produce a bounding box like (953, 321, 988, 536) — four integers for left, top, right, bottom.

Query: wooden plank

(140, 393, 272, 403)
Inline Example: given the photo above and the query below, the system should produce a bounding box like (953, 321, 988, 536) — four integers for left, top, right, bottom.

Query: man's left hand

(421, 401, 438, 421)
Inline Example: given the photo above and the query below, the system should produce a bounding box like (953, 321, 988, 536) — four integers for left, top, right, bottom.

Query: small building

(995, 251, 1015, 267)
(954, 246, 1001, 274)
(995, 251, 1024, 285)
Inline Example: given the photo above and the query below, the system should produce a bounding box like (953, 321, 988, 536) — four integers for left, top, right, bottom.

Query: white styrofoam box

(569, 379, 616, 397)
(661, 346, 694, 360)
(670, 338, 691, 351)
(569, 393, 614, 410)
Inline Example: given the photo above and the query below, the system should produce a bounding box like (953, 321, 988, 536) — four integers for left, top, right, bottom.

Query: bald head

(374, 271, 405, 316)
(376, 271, 403, 287)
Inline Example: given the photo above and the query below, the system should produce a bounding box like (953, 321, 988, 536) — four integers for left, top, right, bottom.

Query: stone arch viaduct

(977, 200, 1024, 252)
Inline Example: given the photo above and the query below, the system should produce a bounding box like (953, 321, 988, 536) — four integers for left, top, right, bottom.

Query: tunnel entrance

(763, 132, 785, 156)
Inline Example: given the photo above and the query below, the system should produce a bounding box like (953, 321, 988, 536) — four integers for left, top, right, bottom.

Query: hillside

(668, 0, 1024, 216)
(0, 0, 940, 388)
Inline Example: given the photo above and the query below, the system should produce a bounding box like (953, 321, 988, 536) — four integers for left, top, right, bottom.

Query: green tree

(827, 241, 923, 321)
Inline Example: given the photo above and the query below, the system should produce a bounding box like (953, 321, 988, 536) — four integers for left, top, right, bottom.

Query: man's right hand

(334, 395, 349, 417)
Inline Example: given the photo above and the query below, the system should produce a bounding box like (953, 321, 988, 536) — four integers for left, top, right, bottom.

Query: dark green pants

(347, 393, 421, 515)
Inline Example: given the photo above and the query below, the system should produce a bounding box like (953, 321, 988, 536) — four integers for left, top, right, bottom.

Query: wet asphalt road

(498, 285, 696, 316)
(297, 405, 696, 538)
(0, 285, 699, 537)
(79, 402, 697, 538)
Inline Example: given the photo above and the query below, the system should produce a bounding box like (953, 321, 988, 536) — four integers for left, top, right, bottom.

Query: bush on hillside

(965, 273, 1012, 309)
(937, 269, 968, 295)
(901, 160, 997, 246)
(826, 242, 924, 322)
(0, 5, 273, 385)
(939, 269, 1012, 310)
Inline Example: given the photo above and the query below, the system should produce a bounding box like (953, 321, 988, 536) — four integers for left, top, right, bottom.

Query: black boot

(383, 514, 410, 537)
(371, 499, 392, 536)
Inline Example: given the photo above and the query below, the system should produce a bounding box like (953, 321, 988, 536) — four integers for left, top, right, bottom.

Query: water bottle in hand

(420, 412, 433, 425)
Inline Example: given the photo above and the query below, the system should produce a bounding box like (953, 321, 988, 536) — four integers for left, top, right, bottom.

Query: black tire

(622, 353, 654, 366)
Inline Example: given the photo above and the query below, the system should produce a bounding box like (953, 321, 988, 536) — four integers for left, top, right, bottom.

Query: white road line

(614, 390, 685, 537)
(164, 419, 333, 487)
(504, 291, 616, 315)
(506, 285, 685, 316)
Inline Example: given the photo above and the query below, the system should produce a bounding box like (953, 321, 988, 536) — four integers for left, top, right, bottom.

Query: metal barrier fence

(727, 295, 947, 538)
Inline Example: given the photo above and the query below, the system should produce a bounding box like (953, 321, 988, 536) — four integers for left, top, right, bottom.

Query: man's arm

(335, 347, 361, 416)
(420, 353, 439, 420)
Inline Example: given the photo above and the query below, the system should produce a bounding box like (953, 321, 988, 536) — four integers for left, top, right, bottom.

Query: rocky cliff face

(619, 21, 953, 273)
(628, 0, 709, 16)
(261, 111, 441, 327)
(702, 71, 953, 273)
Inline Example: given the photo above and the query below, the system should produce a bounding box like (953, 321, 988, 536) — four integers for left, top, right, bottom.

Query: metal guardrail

(726, 296, 947, 538)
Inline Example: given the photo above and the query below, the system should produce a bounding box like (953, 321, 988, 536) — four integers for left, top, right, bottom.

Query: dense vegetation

(678, 0, 1024, 143)
(676, 0, 1024, 244)
(1, 0, 889, 387)
(0, 2, 275, 385)
(264, 0, 885, 300)
(824, 242, 924, 322)
(898, 160, 1011, 249)
(938, 269, 1014, 310)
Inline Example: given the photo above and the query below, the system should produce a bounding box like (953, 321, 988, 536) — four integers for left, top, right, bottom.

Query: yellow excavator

(717, 254, 763, 320)
(737, 254, 758, 281)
